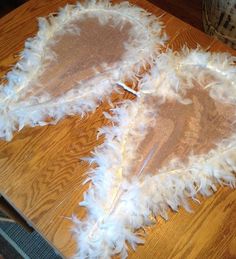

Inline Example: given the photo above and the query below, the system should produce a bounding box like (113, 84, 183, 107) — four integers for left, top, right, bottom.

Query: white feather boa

(72, 49, 236, 258)
(0, 0, 165, 141)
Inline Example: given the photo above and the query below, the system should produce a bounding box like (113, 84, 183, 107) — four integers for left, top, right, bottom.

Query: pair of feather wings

(1, 1, 236, 258)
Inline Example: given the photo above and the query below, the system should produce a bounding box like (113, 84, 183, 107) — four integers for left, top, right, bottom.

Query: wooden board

(0, 0, 235, 258)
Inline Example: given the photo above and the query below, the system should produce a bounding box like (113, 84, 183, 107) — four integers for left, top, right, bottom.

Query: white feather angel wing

(0, 0, 165, 141)
(73, 49, 236, 258)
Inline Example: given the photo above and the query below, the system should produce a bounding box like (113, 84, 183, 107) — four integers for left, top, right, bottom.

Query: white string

(116, 81, 140, 97)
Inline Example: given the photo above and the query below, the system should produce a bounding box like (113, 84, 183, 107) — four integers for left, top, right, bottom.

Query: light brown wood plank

(129, 188, 236, 259)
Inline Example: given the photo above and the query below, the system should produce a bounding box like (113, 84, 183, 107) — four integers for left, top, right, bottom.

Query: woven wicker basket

(202, 0, 236, 49)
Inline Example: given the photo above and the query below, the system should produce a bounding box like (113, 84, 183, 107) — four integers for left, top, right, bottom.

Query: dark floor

(0, 220, 62, 259)
(150, 0, 203, 30)
(0, 0, 203, 31)
(0, 235, 22, 259)
(0, 0, 27, 17)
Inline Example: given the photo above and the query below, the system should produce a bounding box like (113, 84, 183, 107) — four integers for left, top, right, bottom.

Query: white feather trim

(72, 97, 157, 259)
(138, 48, 236, 105)
(0, 0, 165, 141)
(72, 48, 236, 259)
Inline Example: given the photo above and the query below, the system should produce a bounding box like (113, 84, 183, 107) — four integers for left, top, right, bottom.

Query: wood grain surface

(0, 0, 235, 258)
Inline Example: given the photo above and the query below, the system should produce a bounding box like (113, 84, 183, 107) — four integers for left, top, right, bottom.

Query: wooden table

(0, 0, 235, 258)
